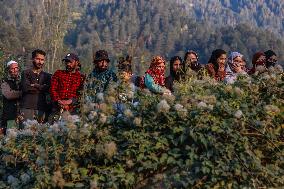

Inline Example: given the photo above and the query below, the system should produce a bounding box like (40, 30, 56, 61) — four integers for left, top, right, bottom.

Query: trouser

(20, 108, 46, 123)
(0, 119, 7, 135)
(0, 119, 18, 135)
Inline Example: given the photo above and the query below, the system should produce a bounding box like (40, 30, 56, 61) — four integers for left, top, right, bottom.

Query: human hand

(58, 99, 72, 106)
(31, 83, 40, 88)
(64, 99, 72, 105)
(163, 89, 172, 95)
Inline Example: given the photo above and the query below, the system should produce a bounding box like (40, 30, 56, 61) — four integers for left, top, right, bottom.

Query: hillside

(0, 0, 283, 73)
(178, 0, 284, 36)
(65, 0, 284, 73)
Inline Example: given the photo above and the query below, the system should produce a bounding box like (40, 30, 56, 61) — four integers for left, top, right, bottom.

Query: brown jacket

(206, 63, 226, 81)
(1, 76, 22, 121)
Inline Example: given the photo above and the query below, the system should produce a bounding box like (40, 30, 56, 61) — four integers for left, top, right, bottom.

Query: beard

(96, 65, 108, 72)
(10, 72, 19, 79)
(190, 61, 199, 69)
(33, 61, 43, 69)
(172, 69, 182, 81)
(98, 67, 107, 72)
(66, 65, 75, 72)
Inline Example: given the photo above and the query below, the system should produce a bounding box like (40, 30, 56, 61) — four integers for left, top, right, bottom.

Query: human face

(96, 59, 109, 71)
(65, 59, 78, 72)
(232, 56, 245, 73)
(256, 55, 266, 65)
(217, 54, 227, 71)
(172, 60, 181, 73)
(119, 71, 132, 82)
(156, 62, 165, 73)
(32, 53, 45, 70)
(9, 63, 19, 78)
(187, 53, 197, 64)
(267, 55, 277, 64)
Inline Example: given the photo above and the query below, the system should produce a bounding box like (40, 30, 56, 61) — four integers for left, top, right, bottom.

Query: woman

(165, 56, 183, 92)
(206, 49, 227, 81)
(117, 55, 133, 83)
(115, 55, 137, 114)
(140, 56, 171, 95)
(248, 52, 266, 75)
(224, 52, 247, 84)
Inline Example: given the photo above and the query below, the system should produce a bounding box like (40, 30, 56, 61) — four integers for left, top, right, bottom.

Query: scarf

(249, 52, 265, 75)
(140, 56, 165, 88)
(226, 52, 244, 74)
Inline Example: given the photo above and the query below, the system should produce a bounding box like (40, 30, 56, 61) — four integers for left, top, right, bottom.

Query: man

(0, 60, 22, 135)
(184, 50, 203, 73)
(50, 53, 85, 114)
(264, 50, 277, 68)
(86, 50, 117, 95)
(20, 49, 51, 123)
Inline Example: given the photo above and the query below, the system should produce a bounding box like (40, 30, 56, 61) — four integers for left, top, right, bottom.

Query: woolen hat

(6, 60, 18, 67)
(93, 50, 110, 63)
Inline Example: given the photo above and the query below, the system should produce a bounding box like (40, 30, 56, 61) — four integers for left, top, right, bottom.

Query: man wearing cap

(20, 49, 51, 123)
(0, 60, 21, 135)
(86, 50, 117, 96)
(50, 53, 85, 114)
(264, 50, 278, 68)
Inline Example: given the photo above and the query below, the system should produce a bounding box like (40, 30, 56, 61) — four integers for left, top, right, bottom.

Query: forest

(0, 0, 283, 74)
(0, 1, 283, 188)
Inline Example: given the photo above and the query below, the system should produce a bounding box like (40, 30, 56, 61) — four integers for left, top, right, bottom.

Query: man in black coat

(0, 60, 22, 135)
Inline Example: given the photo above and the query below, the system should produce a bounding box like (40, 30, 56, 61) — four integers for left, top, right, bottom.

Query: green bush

(0, 67, 283, 189)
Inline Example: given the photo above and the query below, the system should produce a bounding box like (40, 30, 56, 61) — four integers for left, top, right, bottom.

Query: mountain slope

(65, 0, 284, 72)
(177, 0, 284, 36)
(0, 0, 283, 72)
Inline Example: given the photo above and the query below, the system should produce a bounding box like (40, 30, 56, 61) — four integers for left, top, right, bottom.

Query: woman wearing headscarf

(165, 56, 183, 92)
(224, 52, 248, 84)
(206, 49, 227, 81)
(140, 56, 171, 95)
(264, 50, 277, 68)
(248, 52, 266, 75)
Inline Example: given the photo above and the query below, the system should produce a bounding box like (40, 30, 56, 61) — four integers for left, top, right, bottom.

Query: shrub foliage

(0, 69, 283, 189)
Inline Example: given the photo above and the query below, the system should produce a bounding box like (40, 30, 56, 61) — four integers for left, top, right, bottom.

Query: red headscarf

(252, 52, 265, 66)
(249, 52, 265, 75)
(140, 56, 166, 88)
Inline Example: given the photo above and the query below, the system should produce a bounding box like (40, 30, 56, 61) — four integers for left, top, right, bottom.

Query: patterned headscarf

(140, 56, 166, 88)
(248, 52, 265, 75)
(252, 52, 265, 66)
(226, 52, 244, 73)
(228, 52, 243, 65)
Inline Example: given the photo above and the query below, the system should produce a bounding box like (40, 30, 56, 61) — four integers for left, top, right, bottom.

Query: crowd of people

(0, 48, 280, 135)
